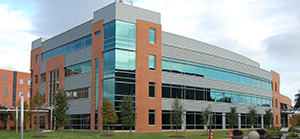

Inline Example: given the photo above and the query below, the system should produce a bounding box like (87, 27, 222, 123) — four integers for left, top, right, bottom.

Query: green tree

(247, 107, 257, 129)
(202, 105, 212, 133)
(264, 109, 273, 128)
(227, 106, 238, 130)
(0, 105, 7, 129)
(53, 89, 69, 139)
(171, 98, 184, 135)
(291, 114, 300, 127)
(101, 97, 118, 135)
(31, 89, 44, 136)
(294, 91, 300, 110)
(120, 95, 136, 139)
(12, 100, 30, 130)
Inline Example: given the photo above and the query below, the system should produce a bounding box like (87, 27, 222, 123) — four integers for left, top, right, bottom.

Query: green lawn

(0, 129, 253, 139)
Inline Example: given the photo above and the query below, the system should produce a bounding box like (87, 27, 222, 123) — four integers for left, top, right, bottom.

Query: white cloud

(0, 4, 36, 72)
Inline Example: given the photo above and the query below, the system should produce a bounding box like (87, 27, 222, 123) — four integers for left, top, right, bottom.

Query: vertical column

(182, 112, 186, 130)
(261, 114, 264, 129)
(6, 114, 10, 130)
(238, 113, 241, 129)
(222, 113, 226, 129)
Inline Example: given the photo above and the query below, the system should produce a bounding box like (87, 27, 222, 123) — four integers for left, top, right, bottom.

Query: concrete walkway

(242, 134, 288, 139)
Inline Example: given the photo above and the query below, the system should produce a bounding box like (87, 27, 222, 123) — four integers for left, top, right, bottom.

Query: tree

(101, 97, 118, 135)
(202, 105, 212, 133)
(264, 109, 273, 128)
(53, 88, 69, 139)
(227, 106, 238, 130)
(294, 91, 300, 110)
(31, 89, 44, 136)
(0, 105, 7, 129)
(12, 100, 30, 130)
(120, 95, 136, 139)
(290, 114, 300, 127)
(247, 107, 257, 129)
(171, 98, 184, 136)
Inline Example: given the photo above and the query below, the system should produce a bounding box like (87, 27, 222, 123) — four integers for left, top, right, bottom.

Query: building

(30, 2, 292, 131)
(0, 69, 31, 129)
(0, 69, 31, 108)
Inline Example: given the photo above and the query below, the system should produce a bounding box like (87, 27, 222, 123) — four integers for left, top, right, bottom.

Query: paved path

(242, 134, 288, 139)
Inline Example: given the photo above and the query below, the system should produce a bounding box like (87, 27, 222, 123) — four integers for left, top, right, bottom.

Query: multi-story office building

(0, 69, 31, 108)
(30, 2, 292, 131)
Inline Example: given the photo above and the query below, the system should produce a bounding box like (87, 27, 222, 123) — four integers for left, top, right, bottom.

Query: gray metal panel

(162, 44, 272, 80)
(39, 82, 46, 95)
(64, 46, 92, 67)
(40, 61, 46, 74)
(41, 20, 92, 53)
(93, 2, 116, 24)
(162, 72, 272, 98)
(93, 2, 161, 24)
(67, 98, 91, 115)
(115, 2, 160, 24)
(162, 31, 259, 68)
(162, 98, 272, 115)
(32, 37, 48, 50)
(64, 72, 91, 91)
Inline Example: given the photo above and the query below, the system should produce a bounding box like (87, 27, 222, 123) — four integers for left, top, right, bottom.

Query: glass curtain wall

(49, 69, 59, 106)
(103, 20, 136, 130)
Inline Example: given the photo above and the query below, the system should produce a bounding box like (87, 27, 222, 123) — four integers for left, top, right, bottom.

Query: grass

(0, 129, 254, 139)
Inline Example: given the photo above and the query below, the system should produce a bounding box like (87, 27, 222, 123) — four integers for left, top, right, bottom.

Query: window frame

(149, 109, 155, 125)
(149, 55, 156, 70)
(149, 82, 155, 98)
(149, 28, 156, 44)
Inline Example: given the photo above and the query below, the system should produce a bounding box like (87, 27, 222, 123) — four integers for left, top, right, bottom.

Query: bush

(265, 131, 275, 138)
(232, 129, 243, 136)
(256, 129, 266, 135)
(287, 132, 299, 138)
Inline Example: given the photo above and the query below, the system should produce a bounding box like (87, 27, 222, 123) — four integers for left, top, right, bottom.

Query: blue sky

(0, 0, 299, 104)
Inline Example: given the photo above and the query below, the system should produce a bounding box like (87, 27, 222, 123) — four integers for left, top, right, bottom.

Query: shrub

(256, 129, 266, 135)
(265, 131, 274, 138)
(287, 132, 299, 138)
(232, 129, 243, 136)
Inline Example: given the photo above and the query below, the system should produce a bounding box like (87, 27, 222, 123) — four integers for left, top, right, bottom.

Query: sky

(0, 0, 299, 104)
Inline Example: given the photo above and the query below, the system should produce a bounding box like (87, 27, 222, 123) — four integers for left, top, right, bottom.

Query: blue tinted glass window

(215, 70, 222, 80)
(206, 69, 215, 78)
(184, 64, 194, 75)
(239, 96, 245, 104)
(231, 94, 238, 104)
(65, 61, 91, 77)
(149, 28, 156, 44)
(215, 92, 223, 102)
(36, 55, 39, 64)
(42, 35, 92, 62)
(103, 78, 115, 103)
(162, 60, 170, 71)
(149, 55, 155, 70)
(115, 49, 136, 72)
(171, 62, 182, 73)
(195, 66, 204, 77)
(95, 30, 101, 36)
(224, 72, 231, 82)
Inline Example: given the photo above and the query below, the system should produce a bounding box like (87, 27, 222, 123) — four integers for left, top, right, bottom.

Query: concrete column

(182, 112, 186, 130)
(222, 113, 226, 129)
(261, 114, 264, 129)
(238, 113, 241, 129)
(6, 114, 10, 130)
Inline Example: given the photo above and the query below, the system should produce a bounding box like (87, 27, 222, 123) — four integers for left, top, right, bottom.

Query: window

(36, 54, 39, 64)
(28, 80, 30, 85)
(149, 55, 155, 70)
(149, 110, 155, 125)
(20, 79, 23, 84)
(27, 93, 30, 98)
(4, 87, 7, 96)
(95, 30, 101, 36)
(149, 82, 155, 97)
(4, 75, 8, 82)
(3, 103, 7, 107)
(41, 73, 46, 82)
(35, 75, 38, 84)
(149, 28, 156, 44)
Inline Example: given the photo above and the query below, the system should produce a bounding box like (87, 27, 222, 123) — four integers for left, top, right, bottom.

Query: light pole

(20, 93, 24, 139)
